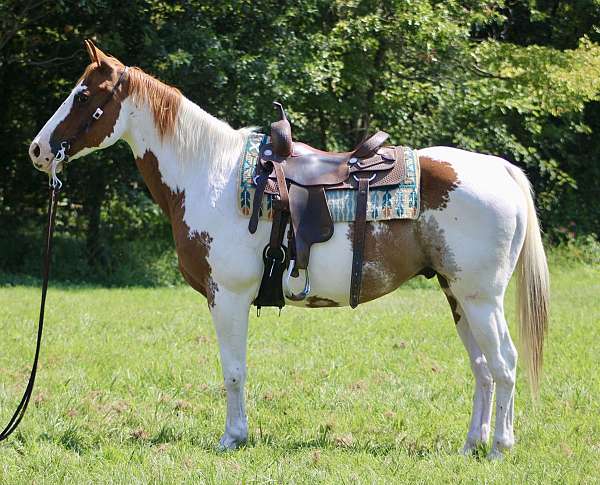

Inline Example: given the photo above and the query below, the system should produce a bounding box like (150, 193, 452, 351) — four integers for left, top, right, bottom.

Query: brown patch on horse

(50, 61, 126, 155)
(344, 155, 460, 304)
(417, 216, 460, 282)
(127, 67, 181, 140)
(306, 296, 340, 308)
(347, 220, 426, 304)
(420, 156, 459, 211)
(135, 150, 218, 306)
(437, 275, 461, 324)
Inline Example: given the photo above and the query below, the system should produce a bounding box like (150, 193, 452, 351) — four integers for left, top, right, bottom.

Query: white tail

(506, 165, 550, 397)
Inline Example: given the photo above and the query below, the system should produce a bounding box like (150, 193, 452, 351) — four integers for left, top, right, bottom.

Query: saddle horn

(273, 101, 287, 121)
(271, 101, 293, 157)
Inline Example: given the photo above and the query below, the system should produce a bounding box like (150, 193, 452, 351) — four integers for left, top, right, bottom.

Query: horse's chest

(136, 151, 218, 306)
(171, 218, 217, 305)
(165, 197, 215, 306)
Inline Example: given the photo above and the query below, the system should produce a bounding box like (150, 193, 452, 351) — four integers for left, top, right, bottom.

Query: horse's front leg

(210, 287, 252, 450)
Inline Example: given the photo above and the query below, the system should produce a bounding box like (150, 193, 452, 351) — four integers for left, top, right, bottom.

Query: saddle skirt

(238, 132, 421, 223)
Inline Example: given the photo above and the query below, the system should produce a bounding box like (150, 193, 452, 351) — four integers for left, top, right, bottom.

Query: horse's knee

(223, 366, 245, 390)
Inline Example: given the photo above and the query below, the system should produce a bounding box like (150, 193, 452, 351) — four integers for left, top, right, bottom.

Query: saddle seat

(249, 102, 407, 310)
(280, 142, 351, 186)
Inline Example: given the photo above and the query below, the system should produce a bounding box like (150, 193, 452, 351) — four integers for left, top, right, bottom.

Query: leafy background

(0, 0, 599, 284)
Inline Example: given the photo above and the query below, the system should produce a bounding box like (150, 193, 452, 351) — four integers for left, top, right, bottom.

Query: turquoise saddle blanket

(238, 132, 420, 222)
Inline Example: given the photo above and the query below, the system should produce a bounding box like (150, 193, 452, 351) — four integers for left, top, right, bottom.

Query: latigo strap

(350, 176, 371, 308)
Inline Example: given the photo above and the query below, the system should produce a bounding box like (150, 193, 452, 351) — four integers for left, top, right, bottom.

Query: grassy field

(0, 262, 599, 484)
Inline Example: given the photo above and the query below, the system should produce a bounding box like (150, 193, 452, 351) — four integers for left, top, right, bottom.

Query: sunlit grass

(0, 263, 599, 483)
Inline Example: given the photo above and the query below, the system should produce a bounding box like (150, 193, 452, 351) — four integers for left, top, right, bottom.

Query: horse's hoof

(460, 442, 477, 456)
(487, 448, 505, 461)
(218, 433, 247, 451)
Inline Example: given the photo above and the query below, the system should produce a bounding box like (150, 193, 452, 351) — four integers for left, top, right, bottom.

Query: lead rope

(0, 181, 60, 442)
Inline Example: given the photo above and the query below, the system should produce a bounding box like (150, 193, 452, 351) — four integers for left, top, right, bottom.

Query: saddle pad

(238, 132, 421, 223)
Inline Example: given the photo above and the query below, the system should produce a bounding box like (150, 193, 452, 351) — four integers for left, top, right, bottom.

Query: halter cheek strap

(77, 66, 129, 138)
(87, 66, 129, 124)
(50, 66, 129, 187)
(53, 66, 129, 168)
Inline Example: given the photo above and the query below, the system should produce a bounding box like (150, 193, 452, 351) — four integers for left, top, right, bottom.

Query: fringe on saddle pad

(238, 132, 421, 223)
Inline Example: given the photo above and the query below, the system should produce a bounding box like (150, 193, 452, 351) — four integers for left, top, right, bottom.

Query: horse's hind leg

(455, 294, 517, 459)
(439, 276, 494, 454)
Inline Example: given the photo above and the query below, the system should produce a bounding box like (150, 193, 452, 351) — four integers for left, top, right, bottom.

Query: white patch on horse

(370, 221, 388, 238)
(287, 221, 354, 307)
(30, 83, 85, 168)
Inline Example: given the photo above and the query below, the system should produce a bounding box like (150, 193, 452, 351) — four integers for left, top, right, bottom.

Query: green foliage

(0, 234, 182, 287)
(548, 233, 600, 268)
(0, 0, 599, 282)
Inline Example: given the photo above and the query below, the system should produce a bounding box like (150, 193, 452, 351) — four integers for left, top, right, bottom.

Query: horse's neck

(122, 97, 246, 223)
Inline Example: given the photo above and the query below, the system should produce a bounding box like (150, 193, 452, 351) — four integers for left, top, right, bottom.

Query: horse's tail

(506, 164, 550, 397)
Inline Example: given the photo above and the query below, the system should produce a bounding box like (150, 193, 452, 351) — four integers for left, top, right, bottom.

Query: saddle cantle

(249, 102, 408, 310)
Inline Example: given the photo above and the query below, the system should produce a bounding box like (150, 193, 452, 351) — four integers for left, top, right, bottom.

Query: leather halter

(53, 66, 129, 166)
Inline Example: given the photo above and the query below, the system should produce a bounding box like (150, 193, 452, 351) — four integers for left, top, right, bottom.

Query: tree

(1, 0, 598, 281)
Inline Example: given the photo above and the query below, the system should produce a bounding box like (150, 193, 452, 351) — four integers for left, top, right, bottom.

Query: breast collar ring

(49, 66, 129, 188)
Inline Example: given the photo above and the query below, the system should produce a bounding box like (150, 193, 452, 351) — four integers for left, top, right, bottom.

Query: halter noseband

(50, 66, 129, 187)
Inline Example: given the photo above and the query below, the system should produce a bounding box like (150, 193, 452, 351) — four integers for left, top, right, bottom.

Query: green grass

(0, 263, 599, 484)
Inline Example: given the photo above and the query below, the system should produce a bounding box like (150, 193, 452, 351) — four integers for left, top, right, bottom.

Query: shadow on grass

(0, 271, 184, 290)
(0, 271, 438, 291)
(183, 432, 456, 458)
(267, 439, 447, 458)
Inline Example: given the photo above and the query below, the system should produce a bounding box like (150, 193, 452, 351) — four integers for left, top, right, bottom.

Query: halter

(50, 66, 129, 188)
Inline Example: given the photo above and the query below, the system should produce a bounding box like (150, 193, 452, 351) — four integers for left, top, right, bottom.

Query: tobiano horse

(29, 41, 549, 459)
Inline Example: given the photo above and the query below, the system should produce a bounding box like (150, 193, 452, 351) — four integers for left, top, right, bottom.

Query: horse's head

(29, 40, 129, 174)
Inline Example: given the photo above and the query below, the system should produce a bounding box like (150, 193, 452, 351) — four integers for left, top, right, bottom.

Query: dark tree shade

(1, 0, 598, 282)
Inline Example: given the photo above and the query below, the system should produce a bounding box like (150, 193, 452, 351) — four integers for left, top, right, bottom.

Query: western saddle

(249, 102, 407, 309)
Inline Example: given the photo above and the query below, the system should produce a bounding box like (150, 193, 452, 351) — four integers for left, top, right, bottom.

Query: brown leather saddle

(249, 102, 407, 310)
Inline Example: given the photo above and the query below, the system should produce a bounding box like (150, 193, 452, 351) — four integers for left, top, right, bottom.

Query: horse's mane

(126, 66, 250, 175)
(127, 67, 182, 140)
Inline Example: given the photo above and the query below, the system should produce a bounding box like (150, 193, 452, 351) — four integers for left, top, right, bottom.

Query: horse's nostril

(32, 143, 41, 158)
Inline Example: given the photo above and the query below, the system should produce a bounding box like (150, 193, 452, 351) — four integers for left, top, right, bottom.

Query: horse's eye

(75, 92, 89, 104)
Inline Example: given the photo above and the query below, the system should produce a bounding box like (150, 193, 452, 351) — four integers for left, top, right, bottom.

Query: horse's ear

(84, 39, 101, 67)
(84, 39, 114, 69)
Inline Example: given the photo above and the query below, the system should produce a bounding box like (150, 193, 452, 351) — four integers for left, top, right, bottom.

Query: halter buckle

(92, 108, 104, 120)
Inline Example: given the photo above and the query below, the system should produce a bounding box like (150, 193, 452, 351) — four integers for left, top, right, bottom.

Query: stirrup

(283, 259, 310, 301)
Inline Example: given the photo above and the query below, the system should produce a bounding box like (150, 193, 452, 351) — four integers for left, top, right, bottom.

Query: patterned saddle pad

(238, 132, 420, 223)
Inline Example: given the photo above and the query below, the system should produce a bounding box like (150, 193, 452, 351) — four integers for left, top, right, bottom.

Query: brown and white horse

(29, 41, 549, 459)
